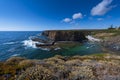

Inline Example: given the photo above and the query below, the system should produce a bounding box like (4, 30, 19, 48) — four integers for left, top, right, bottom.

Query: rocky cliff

(42, 30, 88, 42)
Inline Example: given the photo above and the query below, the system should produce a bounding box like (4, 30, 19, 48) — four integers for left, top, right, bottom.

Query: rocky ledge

(92, 30, 120, 54)
(34, 30, 88, 47)
(102, 35, 120, 53)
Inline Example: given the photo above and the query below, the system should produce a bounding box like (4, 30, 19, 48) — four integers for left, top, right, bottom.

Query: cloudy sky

(0, 0, 120, 31)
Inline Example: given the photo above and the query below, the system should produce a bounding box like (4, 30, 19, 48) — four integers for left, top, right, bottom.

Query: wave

(3, 41, 18, 45)
(11, 54, 19, 57)
(54, 47, 61, 50)
(23, 39, 52, 51)
(23, 40, 39, 48)
(86, 35, 101, 42)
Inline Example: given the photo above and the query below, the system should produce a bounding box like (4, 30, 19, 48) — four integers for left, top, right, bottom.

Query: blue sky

(0, 0, 120, 31)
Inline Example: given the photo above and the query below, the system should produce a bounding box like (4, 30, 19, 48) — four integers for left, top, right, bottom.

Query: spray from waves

(23, 40, 39, 48)
(22, 35, 51, 50)
(86, 35, 101, 42)
(23, 40, 51, 51)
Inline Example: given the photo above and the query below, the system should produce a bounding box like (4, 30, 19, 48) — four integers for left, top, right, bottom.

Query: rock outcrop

(102, 35, 120, 53)
(42, 30, 88, 42)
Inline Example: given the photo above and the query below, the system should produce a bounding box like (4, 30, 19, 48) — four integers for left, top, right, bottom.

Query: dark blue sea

(0, 31, 103, 61)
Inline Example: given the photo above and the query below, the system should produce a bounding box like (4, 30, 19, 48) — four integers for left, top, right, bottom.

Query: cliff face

(42, 30, 87, 42)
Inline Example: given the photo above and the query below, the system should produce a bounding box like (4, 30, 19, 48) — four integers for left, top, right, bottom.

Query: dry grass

(0, 54, 120, 80)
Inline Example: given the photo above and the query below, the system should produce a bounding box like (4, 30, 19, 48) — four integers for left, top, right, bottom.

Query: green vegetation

(55, 42, 82, 48)
(0, 54, 120, 80)
(0, 57, 38, 80)
(91, 53, 107, 57)
(91, 29, 120, 39)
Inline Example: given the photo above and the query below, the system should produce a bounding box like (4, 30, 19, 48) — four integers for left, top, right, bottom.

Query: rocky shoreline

(102, 35, 120, 53)
(89, 29, 120, 55)
(0, 29, 120, 80)
(29, 30, 120, 54)
(30, 30, 89, 47)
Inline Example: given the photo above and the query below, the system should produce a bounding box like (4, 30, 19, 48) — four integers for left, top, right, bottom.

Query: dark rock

(31, 30, 89, 47)
(42, 30, 88, 42)
(36, 41, 55, 47)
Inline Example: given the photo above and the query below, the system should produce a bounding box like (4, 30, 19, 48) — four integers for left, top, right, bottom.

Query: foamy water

(3, 41, 18, 45)
(86, 35, 101, 42)
(23, 40, 39, 48)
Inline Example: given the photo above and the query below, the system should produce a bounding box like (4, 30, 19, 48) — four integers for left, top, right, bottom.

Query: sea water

(0, 31, 103, 61)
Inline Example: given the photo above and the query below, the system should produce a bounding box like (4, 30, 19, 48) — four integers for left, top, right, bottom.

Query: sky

(0, 0, 120, 31)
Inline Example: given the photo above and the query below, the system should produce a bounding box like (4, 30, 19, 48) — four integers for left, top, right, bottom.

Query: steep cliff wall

(42, 30, 88, 42)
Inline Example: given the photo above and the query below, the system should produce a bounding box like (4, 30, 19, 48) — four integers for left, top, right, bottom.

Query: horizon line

(0, 29, 108, 32)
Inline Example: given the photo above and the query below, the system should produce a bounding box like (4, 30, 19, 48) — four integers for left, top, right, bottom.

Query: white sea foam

(3, 41, 18, 45)
(11, 54, 19, 57)
(23, 39, 52, 51)
(86, 35, 101, 42)
(54, 47, 61, 50)
(40, 48, 50, 51)
(23, 40, 39, 48)
(86, 47, 90, 49)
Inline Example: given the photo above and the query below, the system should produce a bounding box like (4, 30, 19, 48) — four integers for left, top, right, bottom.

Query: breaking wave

(23, 40, 51, 51)
(23, 40, 39, 48)
(86, 35, 101, 42)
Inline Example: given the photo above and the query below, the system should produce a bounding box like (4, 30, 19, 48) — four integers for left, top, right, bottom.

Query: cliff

(42, 30, 88, 42)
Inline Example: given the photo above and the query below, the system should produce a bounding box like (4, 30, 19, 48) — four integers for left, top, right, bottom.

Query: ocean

(0, 31, 103, 61)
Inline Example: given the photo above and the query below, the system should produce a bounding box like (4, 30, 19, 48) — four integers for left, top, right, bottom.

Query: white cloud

(91, 0, 113, 16)
(63, 18, 72, 23)
(72, 13, 83, 19)
(62, 12, 83, 23)
(97, 18, 104, 21)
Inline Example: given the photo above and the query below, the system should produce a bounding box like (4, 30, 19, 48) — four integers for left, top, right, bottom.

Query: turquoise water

(0, 31, 103, 61)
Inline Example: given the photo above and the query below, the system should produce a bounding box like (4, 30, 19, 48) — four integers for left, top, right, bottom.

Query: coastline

(0, 29, 120, 80)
